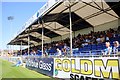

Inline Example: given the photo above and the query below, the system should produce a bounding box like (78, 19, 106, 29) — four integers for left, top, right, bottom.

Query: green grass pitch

(0, 59, 51, 79)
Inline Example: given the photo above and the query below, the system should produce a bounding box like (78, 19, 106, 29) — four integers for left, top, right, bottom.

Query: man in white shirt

(57, 48, 62, 56)
(113, 41, 119, 54)
(103, 42, 112, 55)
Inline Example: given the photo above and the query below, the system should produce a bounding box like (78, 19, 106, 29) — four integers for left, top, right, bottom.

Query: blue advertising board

(26, 57, 54, 77)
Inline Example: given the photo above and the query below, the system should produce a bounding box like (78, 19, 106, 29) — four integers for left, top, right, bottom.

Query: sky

(1, 1, 47, 50)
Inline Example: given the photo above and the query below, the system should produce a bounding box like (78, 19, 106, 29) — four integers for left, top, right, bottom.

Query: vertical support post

(8, 45, 10, 54)
(92, 27, 94, 32)
(10, 45, 11, 54)
(38, 19, 44, 57)
(41, 20, 44, 57)
(20, 41, 22, 55)
(12, 45, 14, 54)
(69, 2, 73, 56)
(28, 31, 30, 56)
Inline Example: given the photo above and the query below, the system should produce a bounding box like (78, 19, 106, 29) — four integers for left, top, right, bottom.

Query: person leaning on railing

(56, 48, 62, 56)
(113, 41, 119, 54)
(102, 41, 112, 55)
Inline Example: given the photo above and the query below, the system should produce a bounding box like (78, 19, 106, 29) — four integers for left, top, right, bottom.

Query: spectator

(113, 41, 119, 54)
(103, 42, 112, 55)
(96, 36, 101, 44)
(63, 43, 70, 56)
(100, 35, 105, 43)
(56, 48, 62, 56)
(106, 30, 112, 38)
(14, 58, 22, 67)
(43, 47, 48, 56)
(25, 28, 120, 56)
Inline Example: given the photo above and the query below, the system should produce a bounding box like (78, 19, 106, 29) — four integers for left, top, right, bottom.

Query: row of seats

(79, 37, 120, 51)
(73, 37, 120, 56)
(23, 37, 120, 56)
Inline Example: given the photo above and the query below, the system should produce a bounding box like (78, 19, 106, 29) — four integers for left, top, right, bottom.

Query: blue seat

(85, 52, 91, 56)
(96, 46, 103, 50)
(37, 50, 42, 56)
(86, 47, 91, 50)
(79, 53, 85, 56)
(49, 48, 57, 53)
(79, 48, 83, 52)
(73, 53, 80, 56)
(84, 45, 88, 48)
(92, 52, 97, 55)
(102, 45, 106, 49)
(92, 47, 97, 50)
(92, 51, 97, 55)
(92, 44, 97, 49)
(92, 44, 96, 49)
(88, 44, 92, 47)
(96, 50, 102, 55)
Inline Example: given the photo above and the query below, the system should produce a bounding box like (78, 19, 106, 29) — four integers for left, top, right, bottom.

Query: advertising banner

(26, 57, 54, 77)
(53, 57, 120, 80)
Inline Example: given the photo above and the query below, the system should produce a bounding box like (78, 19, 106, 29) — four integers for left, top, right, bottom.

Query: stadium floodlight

(8, 16, 14, 20)
(64, 0, 73, 56)
(7, 16, 14, 54)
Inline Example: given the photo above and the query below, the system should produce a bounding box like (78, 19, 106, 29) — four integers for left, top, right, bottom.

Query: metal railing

(20, 52, 120, 59)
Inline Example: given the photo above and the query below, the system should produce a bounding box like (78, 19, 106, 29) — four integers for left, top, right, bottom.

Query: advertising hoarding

(26, 57, 54, 77)
(53, 57, 120, 80)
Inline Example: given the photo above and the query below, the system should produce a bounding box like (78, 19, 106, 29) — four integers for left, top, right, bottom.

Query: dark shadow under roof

(107, 2, 120, 17)
(43, 12, 93, 31)
(29, 28, 61, 38)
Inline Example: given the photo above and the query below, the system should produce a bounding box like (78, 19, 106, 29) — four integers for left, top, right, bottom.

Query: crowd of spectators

(22, 28, 120, 56)
(103, 41, 119, 55)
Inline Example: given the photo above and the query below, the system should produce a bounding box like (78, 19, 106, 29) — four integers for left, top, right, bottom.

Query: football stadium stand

(21, 28, 120, 57)
(6, 0, 120, 79)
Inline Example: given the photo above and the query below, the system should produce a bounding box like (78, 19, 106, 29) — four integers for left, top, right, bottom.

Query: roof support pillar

(64, 0, 73, 56)
(20, 41, 22, 55)
(68, 1, 73, 56)
(8, 45, 10, 53)
(92, 27, 95, 32)
(41, 20, 44, 57)
(28, 29, 30, 56)
(38, 19, 44, 57)
(10, 45, 11, 54)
